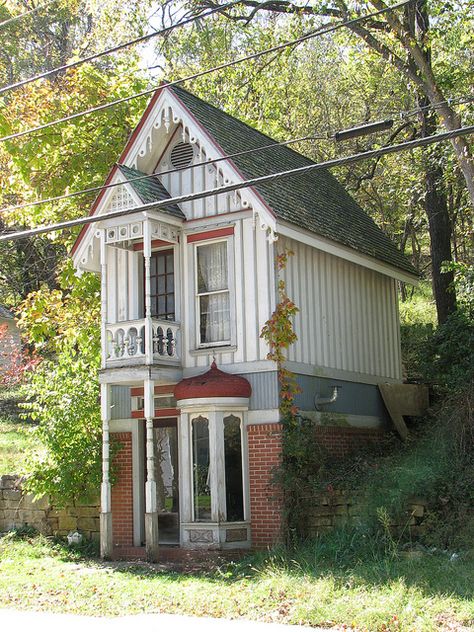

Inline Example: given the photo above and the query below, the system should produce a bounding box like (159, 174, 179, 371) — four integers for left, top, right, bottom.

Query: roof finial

(211, 356, 217, 369)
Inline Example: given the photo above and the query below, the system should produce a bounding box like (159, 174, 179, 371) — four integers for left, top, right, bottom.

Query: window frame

(193, 237, 235, 349)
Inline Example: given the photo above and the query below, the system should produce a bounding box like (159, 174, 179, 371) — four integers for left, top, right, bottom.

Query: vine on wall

(260, 248, 301, 420)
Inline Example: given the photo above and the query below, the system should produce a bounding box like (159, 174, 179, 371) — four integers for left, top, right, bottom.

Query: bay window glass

(196, 241, 230, 345)
(224, 414, 244, 522)
(192, 416, 211, 521)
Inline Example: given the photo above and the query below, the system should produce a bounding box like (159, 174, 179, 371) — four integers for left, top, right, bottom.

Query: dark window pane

(157, 256, 165, 275)
(192, 416, 211, 521)
(158, 276, 165, 294)
(224, 415, 244, 522)
(166, 254, 174, 270)
(158, 296, 166, 316)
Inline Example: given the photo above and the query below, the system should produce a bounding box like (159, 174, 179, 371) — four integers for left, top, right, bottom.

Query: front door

(151, 418, 179, 544)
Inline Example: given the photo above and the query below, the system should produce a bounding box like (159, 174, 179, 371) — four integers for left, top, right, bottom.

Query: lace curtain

(197, 242, 230, 343)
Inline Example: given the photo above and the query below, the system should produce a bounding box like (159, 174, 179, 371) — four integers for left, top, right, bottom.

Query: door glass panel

(153, 423, 179, 544)
(224, 415, 244, 521)
(192, 416, 211, 521)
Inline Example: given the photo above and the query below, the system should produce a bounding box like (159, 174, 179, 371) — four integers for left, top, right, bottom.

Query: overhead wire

(0, 0, 244, 96)
(0, 0, 413, 143)
(0, 0, 55, 29)
(1, 91, 472, 217)
(1, 123, 472, 243)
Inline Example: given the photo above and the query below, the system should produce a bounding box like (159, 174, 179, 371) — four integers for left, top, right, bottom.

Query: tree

(160, 0, 473, 322)
(18, 264, 103, 504)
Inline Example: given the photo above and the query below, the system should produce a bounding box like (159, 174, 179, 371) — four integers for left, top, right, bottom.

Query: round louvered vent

(170, 142, 194, 169)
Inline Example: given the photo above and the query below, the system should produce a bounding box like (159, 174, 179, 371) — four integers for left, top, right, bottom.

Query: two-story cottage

(71, 85, 417, 560)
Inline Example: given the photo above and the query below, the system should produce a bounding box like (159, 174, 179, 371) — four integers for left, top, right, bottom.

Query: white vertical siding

(280, 237, 402, 380)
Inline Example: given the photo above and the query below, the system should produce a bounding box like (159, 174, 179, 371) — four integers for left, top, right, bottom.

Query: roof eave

(277, 220, 419, 285)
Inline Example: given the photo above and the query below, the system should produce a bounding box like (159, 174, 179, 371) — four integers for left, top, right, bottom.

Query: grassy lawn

(0, 532, 472, 630)
(0, 389, 37, 475)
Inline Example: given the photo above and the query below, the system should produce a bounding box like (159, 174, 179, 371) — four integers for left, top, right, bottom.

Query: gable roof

(117, 164, 185, 220)
(170, 85, 416, 276)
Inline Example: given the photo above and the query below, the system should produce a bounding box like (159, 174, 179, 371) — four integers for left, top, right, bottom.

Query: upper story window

(196, 241, 230, 346)
(150, 250, 175, 321)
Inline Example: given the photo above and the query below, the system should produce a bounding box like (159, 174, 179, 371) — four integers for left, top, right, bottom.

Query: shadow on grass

(5, 527, 473, 604)
(109, 528, 474, 603)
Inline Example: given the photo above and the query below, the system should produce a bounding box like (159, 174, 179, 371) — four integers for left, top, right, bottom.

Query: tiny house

(71, 85, 417, 559)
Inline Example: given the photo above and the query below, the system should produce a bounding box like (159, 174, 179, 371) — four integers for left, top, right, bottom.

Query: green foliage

(21, 353, 101, 505)
(260, 248, 301, 417)
(19, 266, 102, 505)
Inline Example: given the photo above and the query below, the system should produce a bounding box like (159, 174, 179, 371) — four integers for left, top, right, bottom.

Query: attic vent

(170, 142, 194, 169)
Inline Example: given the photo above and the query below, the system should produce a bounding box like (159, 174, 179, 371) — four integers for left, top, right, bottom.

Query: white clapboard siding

(280, 237, 402, 380)
(181, 217, 274, 370)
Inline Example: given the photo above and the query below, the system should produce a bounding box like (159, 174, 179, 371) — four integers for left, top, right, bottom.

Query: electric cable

(0, 0, 412, 143)
(0, 123, 472, 243)
(1, 91, 472, 217)
(0, 0, 56, 29)
(0, 0, 244, 96)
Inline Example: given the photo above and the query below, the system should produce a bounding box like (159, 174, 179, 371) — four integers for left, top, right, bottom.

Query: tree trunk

(420, 107, 457, 324)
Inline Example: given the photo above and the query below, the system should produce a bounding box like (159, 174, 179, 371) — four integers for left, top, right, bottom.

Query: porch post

(143, 215, 153, 365)
(100, 382, 113, 559)
(144, 377, 159, 561)
(99, 228, 108, 369)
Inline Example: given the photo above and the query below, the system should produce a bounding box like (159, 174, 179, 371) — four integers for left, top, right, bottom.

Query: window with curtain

(196, 241, 230, 345)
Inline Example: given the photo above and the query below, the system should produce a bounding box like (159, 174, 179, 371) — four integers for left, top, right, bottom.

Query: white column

(143, 216, 153, 365)
(99, 229, 108, 370)
(100, 383, 113, 559)
(144, 377, 159, 561)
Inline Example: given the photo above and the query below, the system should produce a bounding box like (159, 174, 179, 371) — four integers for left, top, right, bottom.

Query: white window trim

(193, 237, 236, 349)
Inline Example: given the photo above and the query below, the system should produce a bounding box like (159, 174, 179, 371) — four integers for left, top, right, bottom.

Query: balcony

(104, 319, 180, 367)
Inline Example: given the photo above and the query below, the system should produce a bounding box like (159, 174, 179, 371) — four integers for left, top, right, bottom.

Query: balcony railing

(104, 319, 179, 366)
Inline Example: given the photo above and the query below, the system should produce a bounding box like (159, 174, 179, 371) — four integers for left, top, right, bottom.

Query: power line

(1, 124, 472, 243)
(0, 0, 243, 96)
(0, 133, 328, 215)
(2, 91, 472, 217)
(0, 0, 412, 144)
(0, 0, 55, 29)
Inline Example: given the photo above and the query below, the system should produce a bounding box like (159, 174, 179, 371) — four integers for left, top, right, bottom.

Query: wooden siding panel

(280, 237, 401, 380)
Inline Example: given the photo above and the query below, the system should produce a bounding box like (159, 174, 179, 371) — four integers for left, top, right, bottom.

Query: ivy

(260, 248, 301, 420)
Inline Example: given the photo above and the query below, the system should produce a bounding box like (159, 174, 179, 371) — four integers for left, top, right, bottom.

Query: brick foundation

(313, 425, 384, 458)
(247, 423, 284, 549)
(246, 423, 385, 549)
(111, 432, 134, 547)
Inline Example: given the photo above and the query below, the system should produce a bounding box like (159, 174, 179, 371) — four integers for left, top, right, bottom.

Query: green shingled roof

(117, 164, 185, 220)
(170, 85, 416, 276)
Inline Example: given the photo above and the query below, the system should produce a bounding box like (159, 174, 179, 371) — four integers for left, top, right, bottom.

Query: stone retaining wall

(303, 489, 427, 537)
(0, 475, 99, 540)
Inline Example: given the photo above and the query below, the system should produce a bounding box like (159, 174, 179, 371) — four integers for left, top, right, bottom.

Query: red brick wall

(314, 426, 384, 458)
(247, 423, 283, 549)
(247, 423, 384, 550)
(111, 432, 134, 547)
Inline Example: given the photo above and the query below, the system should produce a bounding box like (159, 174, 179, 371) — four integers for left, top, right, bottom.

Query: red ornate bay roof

(174, 361, 251, 401)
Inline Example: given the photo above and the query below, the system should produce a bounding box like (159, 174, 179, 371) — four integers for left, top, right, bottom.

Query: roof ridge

(170, 85, 316, 165)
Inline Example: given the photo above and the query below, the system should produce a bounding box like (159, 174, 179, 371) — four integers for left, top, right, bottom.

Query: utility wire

(1, 124, 472, 243)
(0, 0, 244, 96)
(0, 0, 55, 29)
(0, 0, 412, 143)
(0, 133, 328, 215)
(1, 91, 472, 216)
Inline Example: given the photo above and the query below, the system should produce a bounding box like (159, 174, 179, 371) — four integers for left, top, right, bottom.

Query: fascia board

(125, 87, 276, 232)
